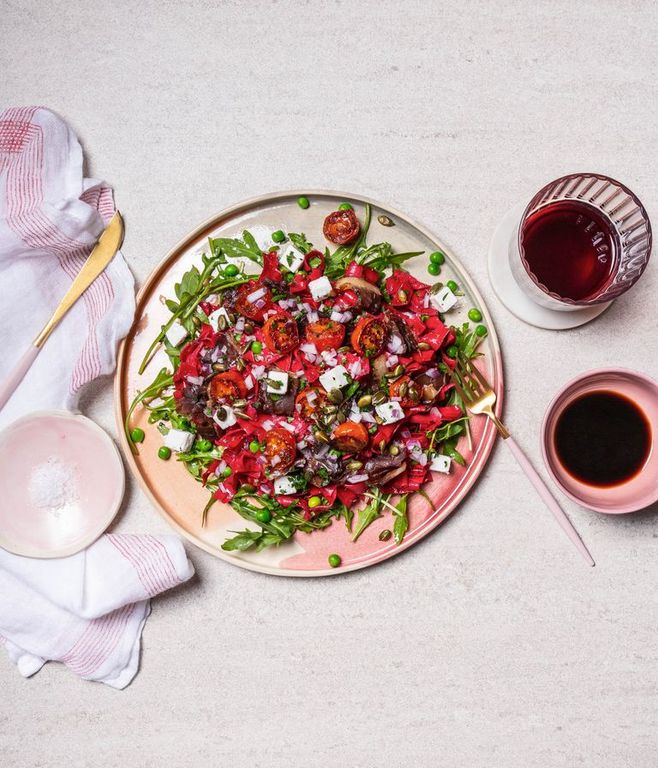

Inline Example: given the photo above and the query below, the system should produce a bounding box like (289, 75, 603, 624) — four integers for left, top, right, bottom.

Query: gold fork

(452, 357, 595, 567)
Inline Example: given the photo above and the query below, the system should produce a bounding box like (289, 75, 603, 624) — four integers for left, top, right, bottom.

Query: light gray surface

(2, 1, 657, 766)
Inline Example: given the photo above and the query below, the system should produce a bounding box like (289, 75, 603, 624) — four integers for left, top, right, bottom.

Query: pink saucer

(541, 369, 658, 514)
(0, 410, 125, 558)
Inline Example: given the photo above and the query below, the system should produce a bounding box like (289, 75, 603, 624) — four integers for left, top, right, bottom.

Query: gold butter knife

(0, 211, 124, 414)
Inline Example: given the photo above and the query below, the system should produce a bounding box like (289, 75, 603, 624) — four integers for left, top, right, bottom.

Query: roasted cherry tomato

(323, 209, 360, 245)
(332, 421, 370, 453)
(388, 374, 421, 408)
(263, 313, 299, 353)
(208, 370, 247, 402)
(305, 319, 345, 352)
(350, 314, 388, 357)
(264, 428, 297, 475)
(235, 281, 272, 322)
(295, 387, 329, 419)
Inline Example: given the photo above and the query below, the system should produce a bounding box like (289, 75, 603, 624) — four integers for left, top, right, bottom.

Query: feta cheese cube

(430, 286, 458, 313)
(308, 275, 333, 301)
(319, 364, 350, 392)
(165, 320, 188, 347)
(214, 405, 237, 430)
(278, 244, 305, 274)
(430, 454, 452, 474)
(375, 401, 405, 425)
(207, 307, 230, 332)
(266, 370, 289, 394)
(274, 475, 298, 496)
(163, 428, 195, 453)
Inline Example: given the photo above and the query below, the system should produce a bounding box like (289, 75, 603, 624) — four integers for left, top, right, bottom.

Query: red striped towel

(0, 106, 135, 428)
(0, 108, 195, 688)
(0, 534, 194, 689)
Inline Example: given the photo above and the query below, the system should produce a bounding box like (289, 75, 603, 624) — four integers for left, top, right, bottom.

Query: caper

(379, 529, 393, 541)
(378, 439, 387, 452)
(234, 410, 249, 420)
(374, 414, 384, 425)
(338, 346, 351, 353)
(377, 214, 394, 227)
(346, 460, 363, 471)
(328, 388, 343, 404)
(408, 386, 420, 402)
(266, 378, 283, 390)
(398, 381, 409, 398)
(335, 410, 347, 424)
(388, 445, 400, 456)
(417, 341, 432, 351)
(372, 391, 387, 406)
(357, 394, 372, 408)
(233, 399, 247, 408)
(397, 289, 409, 303)
(314, 430, 330, 444)
(393, 364, 405, 377)
(212, 362, 228, 372)
(235, 358, 246, 372)
(218, 315, 228, 331)
(243, 322, 254, 334)
(323, 404, 339, 415)
(216, 407, 227, 420)
(227, 313, 237, 324)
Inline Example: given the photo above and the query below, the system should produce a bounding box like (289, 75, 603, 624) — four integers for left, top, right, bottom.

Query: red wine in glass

(521, 200, 618, 301)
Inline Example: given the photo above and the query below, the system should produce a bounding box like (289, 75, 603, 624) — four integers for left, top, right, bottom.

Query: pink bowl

(541, 369, 658, 514)
(0, 410, 125, 557)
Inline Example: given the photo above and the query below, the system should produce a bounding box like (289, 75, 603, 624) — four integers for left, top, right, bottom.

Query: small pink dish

(0, 410, 125, 558)
(541, 369, 658, 514)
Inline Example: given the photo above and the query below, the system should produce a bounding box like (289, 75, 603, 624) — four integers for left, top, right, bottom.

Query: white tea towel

(0, 107, 193, 688)
(0, 534, 194, 689)
(0, 105, 135, 430)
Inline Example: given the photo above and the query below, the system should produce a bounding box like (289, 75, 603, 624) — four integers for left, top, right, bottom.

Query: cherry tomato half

(295, 387, 329, 419)
(263, 313, 299, 353)
(305, 319, 345, 352)
(350, 314, 388, 357)
(235, 281, 272, 322)
(388, 375, 421, 408)
(332, 421, 370, 453)
(208, 370, 248, 402)
(264, 428, 297, 475)
(323, 209, 360, 245)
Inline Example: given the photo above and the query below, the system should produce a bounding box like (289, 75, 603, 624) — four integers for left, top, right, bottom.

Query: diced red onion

(347, 474, 368, 484)
(187, 375, 204, 386)
(247, 288, 266, 303)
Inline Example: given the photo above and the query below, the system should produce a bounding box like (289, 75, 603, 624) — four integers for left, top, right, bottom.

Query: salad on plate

(125, 201, 488, 562)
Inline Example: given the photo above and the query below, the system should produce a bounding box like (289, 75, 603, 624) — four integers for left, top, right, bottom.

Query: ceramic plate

(115, 191, 504, 576)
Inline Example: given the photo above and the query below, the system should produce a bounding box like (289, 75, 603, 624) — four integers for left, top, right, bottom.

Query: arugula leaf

(443, 438, 466, 466)
(392, 495, 409, 545)
(210, 230, 263, 265)
(352, 488, 383, 541)
(289, 232, 313, 254)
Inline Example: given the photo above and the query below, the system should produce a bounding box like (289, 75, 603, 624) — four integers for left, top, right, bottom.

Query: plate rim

(114, 189, 504, 576)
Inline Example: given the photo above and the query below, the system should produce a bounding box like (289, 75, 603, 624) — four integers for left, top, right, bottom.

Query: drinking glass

(509, 173, 652, 311)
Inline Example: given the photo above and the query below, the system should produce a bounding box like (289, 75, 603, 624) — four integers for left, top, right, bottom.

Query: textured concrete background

(1, 1, 657, 766)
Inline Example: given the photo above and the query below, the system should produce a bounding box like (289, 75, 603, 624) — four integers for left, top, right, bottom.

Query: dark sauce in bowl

(554, 390, 651, 487)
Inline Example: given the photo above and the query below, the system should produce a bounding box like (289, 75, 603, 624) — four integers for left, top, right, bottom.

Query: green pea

(297, 196, 310, 209)
(272, 230, 286, 243)
(249, 440, 260, 453)
(475, 324, 488, 337)
(196, 439, 212, 451)
(256, 508, 272, 523)
(427, 263, 441, 276)
(338, 202, 353, 210)
(430, 250, 445, 265)
(222, 466, 232, 478)
(446, 280, 458, 292)
(468, 308, 483, 323)
(328, 554, 342, 568)
(446, 345, 459, 359)
(251, 341, 263, 354)
(224, 264, 239, 277)
(158, 446, 171, 460)
(308, 495, 322, 508)
(130, 427, 145, 444)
